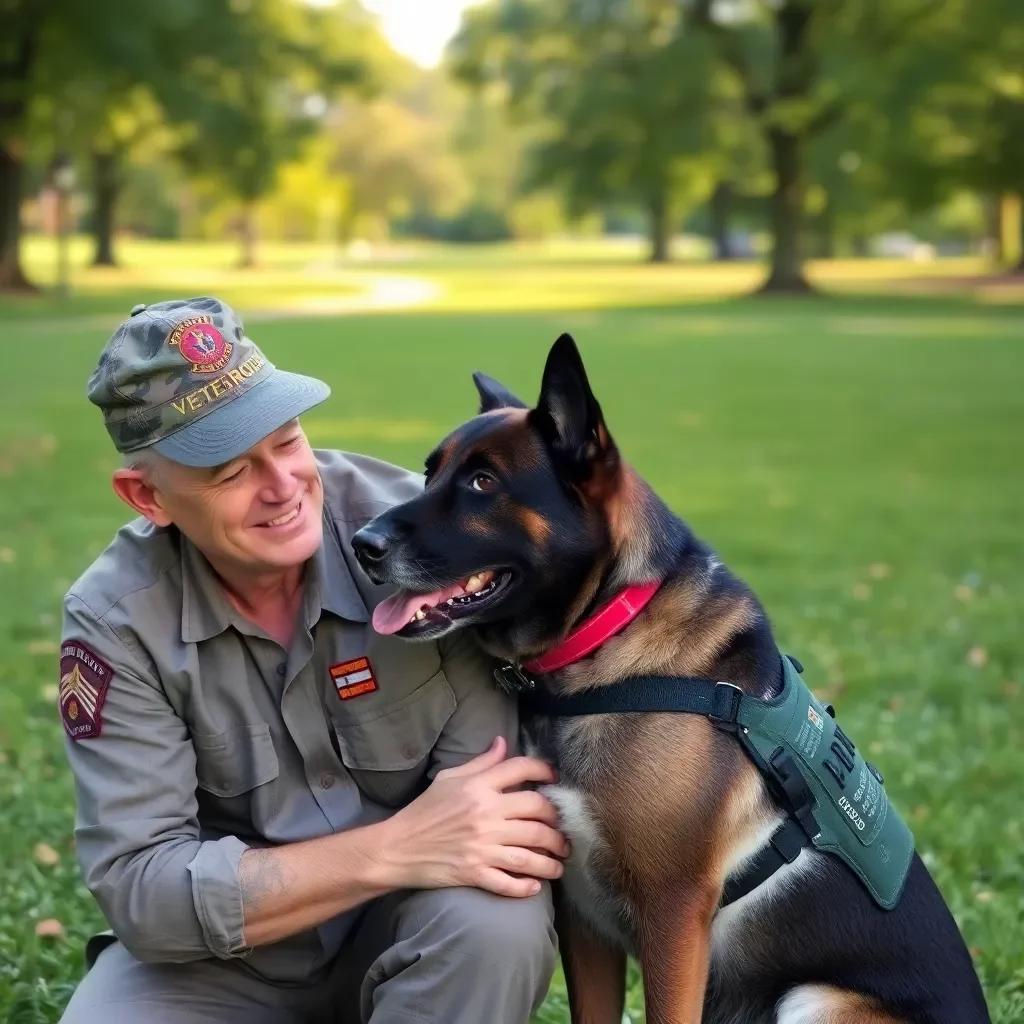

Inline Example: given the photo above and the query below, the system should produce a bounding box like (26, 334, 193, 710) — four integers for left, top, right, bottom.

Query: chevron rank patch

(330, 657, 378, 700)
(59, 640, 113, 740)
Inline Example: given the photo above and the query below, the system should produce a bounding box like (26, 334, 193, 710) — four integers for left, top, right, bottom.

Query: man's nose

(352, 525, 392, 569)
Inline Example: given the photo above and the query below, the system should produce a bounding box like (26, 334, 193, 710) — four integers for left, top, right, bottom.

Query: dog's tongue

(372, 591, 428, 635)
(371, 582, 468, 635)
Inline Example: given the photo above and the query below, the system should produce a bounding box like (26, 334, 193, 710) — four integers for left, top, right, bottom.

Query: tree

(330, 95, 467, 245)
(451, 0, 725, 263)
(693, 0, 971, 292)
(169, 0, 370, 268)
(1, 1, 191, 288)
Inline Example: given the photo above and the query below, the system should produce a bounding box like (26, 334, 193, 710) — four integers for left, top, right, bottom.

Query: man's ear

(111, 469, 174, 527)
(532, 333, 619, 493)
(472, 371, 527, 413)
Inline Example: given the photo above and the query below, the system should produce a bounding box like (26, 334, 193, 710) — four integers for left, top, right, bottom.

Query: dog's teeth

(413, 609, 426, 621)
(446, 598, 454, 606)
(465, 574, 484, 594)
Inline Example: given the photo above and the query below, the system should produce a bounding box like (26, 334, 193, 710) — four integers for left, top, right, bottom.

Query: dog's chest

(523, 719, 636, 950)
(541, 782, 636, 949)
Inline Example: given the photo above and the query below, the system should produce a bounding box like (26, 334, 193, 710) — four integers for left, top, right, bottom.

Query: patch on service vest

(738, 657, 915, 910)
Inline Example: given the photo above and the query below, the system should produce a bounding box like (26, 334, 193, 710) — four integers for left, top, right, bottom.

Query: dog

(352, 334, 990, 1024)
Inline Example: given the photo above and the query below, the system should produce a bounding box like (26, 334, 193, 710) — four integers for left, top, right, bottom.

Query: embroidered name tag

(59, 641, 113, 740)
(330, 657, 378, 700)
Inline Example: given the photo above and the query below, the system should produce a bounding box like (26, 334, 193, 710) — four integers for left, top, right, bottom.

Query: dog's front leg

(555, 889, 626, 1024)
(637, 890, 717, 1024)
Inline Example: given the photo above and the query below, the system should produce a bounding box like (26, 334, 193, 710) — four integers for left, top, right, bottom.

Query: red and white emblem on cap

(59, 641, 114, 740)
(168, 315, 233, 374)
(330, 657, 379, 700)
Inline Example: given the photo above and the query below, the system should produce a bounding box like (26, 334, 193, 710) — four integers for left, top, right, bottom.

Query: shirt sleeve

(61, 594, 250, 963)
(430, 629, 520, 775)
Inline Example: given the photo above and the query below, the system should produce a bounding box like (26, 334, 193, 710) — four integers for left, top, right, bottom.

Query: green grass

(1, 245, 1022, 1021)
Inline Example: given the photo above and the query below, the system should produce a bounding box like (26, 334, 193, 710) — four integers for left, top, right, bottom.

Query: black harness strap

(521, 674, 744, 727)
(720, 817, 809, 905)
(515, 664, 815, 909)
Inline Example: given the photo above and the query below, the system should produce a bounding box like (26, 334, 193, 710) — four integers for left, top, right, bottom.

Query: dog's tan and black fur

(352, 335, 990, 1024)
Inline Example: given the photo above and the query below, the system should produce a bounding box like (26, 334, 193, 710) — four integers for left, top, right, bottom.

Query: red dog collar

(523, 580, 662, 674)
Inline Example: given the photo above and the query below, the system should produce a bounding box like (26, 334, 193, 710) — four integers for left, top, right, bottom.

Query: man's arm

(63, 596, 251, 963)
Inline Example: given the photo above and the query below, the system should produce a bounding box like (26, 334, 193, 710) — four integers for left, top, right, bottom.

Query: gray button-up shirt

(60, 450, 516, 982)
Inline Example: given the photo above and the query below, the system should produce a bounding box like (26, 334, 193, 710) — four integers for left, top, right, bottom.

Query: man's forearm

(240, 820, 398, 947)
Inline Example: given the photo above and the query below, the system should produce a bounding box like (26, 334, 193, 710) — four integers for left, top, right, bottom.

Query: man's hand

(238, 737, 566, 947)
(378, 736, 570, 898)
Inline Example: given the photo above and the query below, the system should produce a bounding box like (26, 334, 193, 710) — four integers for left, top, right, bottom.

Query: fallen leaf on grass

(41, 684, 59, 702)
(966, 646, 988, 667)
(888, 696, 904, 712)
(34, 842, 60, 867)
(868, 562, 891, 579)
(954, 584, 974, 602)
(27, 640, 58, 655)
(1003, 681, 1020, 698)
(974, 891, 995, 903)
(35, 918, 65, 939)
(0, 547, 15, 563)
(852, 583, 871, 600)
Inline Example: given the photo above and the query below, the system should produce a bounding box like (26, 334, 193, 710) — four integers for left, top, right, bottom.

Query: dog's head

(353, 333, 667, 658)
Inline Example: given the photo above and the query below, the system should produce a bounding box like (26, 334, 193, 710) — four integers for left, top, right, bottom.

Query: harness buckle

(493, 664, 537, 696)
(709, 682, 743, 731)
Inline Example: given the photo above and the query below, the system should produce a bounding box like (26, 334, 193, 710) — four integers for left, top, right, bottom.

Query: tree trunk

(1014, 193, 1024, 273)
(91, 149, 120, 267)
(0, 14, 38, 291)
(238, 200, 258, 269)
(648, 185, 670, 263)
(819, 198, 835, 259)
(0, 141, 32, 290)
(710, 181, 734, 260)
(760, 129, 812, 293)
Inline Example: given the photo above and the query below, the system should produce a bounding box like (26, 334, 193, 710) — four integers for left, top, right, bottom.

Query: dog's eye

(469, 471, 499, 492)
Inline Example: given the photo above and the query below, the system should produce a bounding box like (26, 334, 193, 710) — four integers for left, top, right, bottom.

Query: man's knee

(401, 883, 557, 972)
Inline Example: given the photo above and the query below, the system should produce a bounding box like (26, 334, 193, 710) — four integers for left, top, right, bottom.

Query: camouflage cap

(88, 297, 330, 468)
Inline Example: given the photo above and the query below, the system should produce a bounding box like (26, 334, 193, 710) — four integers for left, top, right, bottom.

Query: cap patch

(59, 641, 113, 740)
(330, 657, 378, 700)
(168, 316, 233, 374)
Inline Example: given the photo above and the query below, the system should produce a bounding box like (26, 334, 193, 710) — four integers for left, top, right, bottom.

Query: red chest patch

(59, 641, 113, 740)
(330, 657, 378, 700)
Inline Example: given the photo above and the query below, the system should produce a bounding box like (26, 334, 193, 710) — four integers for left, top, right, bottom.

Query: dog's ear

(533, 333, 619, 494)
(472, 371, 527, 413)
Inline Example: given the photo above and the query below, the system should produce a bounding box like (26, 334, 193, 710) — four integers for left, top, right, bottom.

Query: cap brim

(152, 369, 330, 468)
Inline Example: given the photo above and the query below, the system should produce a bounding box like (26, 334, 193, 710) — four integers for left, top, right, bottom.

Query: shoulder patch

(59, 641, 114, 740)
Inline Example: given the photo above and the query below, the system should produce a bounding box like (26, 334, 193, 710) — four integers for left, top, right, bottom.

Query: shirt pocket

(193, 723, 280, 798)
(332, 669, 456, 805)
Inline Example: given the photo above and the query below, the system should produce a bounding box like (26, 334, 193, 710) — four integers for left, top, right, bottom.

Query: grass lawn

(0, 243, 1022, 1021)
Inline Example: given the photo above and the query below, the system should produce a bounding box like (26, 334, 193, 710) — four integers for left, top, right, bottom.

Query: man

(58, 297, 565, 1024)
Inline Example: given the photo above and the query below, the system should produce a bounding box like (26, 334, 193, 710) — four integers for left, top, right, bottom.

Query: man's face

(147, 421, 324, 572)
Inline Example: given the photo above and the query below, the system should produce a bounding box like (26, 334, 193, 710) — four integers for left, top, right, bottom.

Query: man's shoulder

(66, 517, 181, 622)
(315, 449, 424, 528)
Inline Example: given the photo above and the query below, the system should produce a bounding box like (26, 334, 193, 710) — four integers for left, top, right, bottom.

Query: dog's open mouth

(371, 569, 514, 636)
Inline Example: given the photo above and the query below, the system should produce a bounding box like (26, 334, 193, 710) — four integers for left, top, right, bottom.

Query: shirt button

(276, 663, 286, 678)
(402, 745, 417, 761)
(320, 772, 335, 790)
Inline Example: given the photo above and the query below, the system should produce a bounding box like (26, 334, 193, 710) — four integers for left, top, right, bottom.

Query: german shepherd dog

(352, 335, 990, 1024)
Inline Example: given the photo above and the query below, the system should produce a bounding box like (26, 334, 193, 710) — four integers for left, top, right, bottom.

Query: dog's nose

(352, 526, 392, 568)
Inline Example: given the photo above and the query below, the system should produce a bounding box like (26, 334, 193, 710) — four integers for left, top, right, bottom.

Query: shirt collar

(180, 510, 369, 645)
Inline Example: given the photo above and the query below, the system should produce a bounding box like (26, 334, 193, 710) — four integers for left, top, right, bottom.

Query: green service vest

(736, 656, 914, 910)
